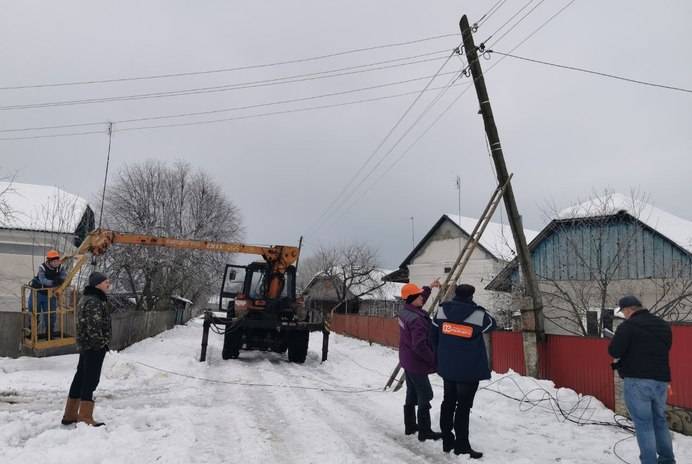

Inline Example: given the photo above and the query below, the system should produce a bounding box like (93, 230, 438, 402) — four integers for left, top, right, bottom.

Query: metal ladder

(383, 174, 513, 391)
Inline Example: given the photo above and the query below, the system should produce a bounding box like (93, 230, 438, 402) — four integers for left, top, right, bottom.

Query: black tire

(222, 328, 242, 360)
(287, 331, 309, 364)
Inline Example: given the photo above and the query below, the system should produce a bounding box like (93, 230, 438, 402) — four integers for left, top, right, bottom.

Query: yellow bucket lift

(21, 285, 78, 350)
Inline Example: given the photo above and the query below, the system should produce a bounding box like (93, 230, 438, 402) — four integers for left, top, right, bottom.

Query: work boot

(416, 406, 442, 442)
(403, 405, 418, 435)
(77, 400, 105, 427)
(61, 397, 80, 425)
(442, 434, 455, 453)
(454, 443, 483, 459)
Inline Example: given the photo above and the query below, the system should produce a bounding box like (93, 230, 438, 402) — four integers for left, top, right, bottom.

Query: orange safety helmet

(401, 283, 423, 301)
(46, 249, 61, 260)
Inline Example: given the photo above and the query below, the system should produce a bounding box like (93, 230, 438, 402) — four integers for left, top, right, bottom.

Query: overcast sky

(1, 0, 690, 268)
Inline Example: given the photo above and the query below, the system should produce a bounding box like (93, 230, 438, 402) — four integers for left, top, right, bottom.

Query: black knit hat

(455, 284, 475, 299)
(88, 271, 108, 287)
(617, 295, 642, 310)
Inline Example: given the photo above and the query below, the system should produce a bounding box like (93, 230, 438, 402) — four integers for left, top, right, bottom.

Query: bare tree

(0, 176, 14, 226)
(537, 189, 692, 335)
(102, 160, 243, 310)
(301, 242, 383, 314)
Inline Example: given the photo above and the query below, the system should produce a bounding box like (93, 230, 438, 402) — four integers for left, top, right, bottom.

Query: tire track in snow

(268, 359, 453, 464)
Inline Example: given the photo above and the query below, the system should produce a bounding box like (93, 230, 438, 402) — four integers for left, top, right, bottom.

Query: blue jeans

(623, 378, 676, 464)
(28, 291, 58, 335)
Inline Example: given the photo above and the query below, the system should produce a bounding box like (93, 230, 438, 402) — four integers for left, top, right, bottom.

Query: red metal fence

(331, 314, 692, 411)
(331, 314, 399, 348)
(490, 331, 526, 375)
(670, 325, 692, 409)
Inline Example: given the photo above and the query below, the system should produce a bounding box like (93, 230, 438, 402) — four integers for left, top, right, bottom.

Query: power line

(312, 71, 467, 234)
(485, 0, 549, 48)
(0, 70, 461, 134)
(476, 0, 510, 28)
(308, 2, 579, 232)
(0, 52, 453, 111)
(305, 49, 459, 235)
(488, 50, 692, 94)
(481, 0, 536, 44)
(0, 80, 462, 141)
(0, 33, 459, 91)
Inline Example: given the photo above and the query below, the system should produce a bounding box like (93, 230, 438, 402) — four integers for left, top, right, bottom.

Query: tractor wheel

(287, 331, 309, 364)
(222, 329, 242, 360)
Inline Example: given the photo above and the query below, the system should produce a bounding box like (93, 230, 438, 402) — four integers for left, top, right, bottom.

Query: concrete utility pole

(459, 15, 545, 377)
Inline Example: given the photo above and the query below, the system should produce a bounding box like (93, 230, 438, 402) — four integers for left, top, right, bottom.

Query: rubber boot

(404, 405, 418, 435)
(440, 398, 456, 452)
(61, 397, 80, 425)
(77, 400, 105, 427)
(453, 406, 481, 458)
(417, 406, 442, 442)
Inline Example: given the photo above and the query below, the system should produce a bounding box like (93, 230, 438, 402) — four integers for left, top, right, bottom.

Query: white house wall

(407, 222, 509, 312)
(0, 229, 77, 311)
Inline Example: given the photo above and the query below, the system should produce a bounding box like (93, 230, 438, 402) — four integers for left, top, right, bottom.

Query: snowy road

(1, 319, 690, 464)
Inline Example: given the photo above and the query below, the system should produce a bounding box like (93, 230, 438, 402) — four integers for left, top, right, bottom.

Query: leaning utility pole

(459, 15, 545, 377)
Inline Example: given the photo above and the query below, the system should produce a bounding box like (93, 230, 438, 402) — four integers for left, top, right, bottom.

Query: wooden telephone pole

(459, 15, 545, 377)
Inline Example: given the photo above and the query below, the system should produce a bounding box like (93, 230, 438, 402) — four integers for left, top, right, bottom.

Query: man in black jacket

(608, 296, 675, 464)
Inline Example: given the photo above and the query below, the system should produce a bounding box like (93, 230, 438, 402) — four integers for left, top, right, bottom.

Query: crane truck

(22, 229, 328, 363)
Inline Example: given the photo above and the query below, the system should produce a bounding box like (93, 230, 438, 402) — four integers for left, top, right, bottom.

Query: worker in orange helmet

(398, 278, 442, 442)
(28, 249, 67, 339)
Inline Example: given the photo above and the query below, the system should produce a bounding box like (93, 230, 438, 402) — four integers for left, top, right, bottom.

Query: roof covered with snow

(445, 214, 539, 261)
(558, 192, 692, 253)
(304, 268, 404, 301)
(0, 182, 90, 233)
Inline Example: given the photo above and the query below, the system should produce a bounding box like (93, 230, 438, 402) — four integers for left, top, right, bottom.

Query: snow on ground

(1, 321, 690, 464)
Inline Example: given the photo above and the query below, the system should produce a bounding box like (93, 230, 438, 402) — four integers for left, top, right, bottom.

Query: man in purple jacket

(398, 279, 442, 442)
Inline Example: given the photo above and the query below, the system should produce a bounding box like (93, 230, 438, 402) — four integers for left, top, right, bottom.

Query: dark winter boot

(61, 397, 80, 425)
(403, 405, 418, 435)
(77, 400, 105, 427)
(453, 406, 481, 458)
(439, 398, 456, 452)
(454, 444, 483, 459)
(417, 406, 442, 442)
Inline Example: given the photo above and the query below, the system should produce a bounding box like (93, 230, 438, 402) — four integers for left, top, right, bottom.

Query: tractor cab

(218, 262, 298, 317)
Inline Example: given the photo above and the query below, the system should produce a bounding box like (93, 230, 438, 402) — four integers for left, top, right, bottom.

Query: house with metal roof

(384, 213, 538, 322)
(486, 193, 692, 335)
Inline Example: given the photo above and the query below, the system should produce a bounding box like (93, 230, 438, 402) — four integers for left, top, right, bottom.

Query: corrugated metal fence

(330, 314, 692, 412)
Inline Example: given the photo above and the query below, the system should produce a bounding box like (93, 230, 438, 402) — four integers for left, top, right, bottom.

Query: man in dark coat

(61, 272, 112, 427)
(608, 296, 675, 464)
(432, 284, 496, 458)
(398, 279, 442, 442)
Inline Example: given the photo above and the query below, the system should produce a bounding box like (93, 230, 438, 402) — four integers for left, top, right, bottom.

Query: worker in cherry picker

(28, 249, 67, 339)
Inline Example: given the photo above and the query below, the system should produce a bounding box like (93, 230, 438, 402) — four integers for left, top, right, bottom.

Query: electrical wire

(0, 68, 461, 134)
(485, 0, 549, 48)
(0, 33, 459, 91)
(134, 361, 381, 394)
(305, 48, 459, 235)
(0, 52, 452, 111)
(0, 79, 461, 141)
(306, 0, 579, 234)
(481, 0, 536, 44)
(476, 0, 510, 28)
(488, 50, 692, 94)
(312, 70, 465, 234)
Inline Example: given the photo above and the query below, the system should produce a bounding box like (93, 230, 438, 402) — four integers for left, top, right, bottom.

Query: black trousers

(440, 379, 479, 444)
(68, 349, 107, 401)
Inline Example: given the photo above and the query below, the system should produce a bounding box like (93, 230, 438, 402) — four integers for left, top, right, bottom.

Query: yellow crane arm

(57, 229, 300, 297)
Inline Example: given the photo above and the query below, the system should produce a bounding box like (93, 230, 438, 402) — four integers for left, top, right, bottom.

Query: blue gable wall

(507, 213, 692, 285)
